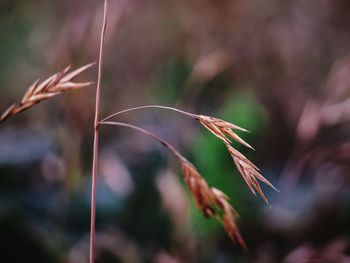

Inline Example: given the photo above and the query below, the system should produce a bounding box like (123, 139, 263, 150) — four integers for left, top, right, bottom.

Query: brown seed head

(195, 114, 278, 204)
(212, 188, 247, 250)
(181, 159, 216, 217)
(180, 159, 247, 249)
(197, 115, 251, 147)
(0, 63, 94, 123)
(226, 143, 278, 204)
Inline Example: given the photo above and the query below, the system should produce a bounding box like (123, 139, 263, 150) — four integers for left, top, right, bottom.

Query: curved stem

(90, 1, 107, 263)
(100, 121, 185, 162)
(100, 105, 198, 123)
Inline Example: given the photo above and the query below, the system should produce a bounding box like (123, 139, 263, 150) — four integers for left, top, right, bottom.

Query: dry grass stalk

(90, 1, 108, 262)
(0, 63, 94, 124)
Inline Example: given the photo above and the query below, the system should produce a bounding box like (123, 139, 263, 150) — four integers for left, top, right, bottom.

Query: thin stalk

(100, 105, 198, 123)
(100, 121, 184, 161)
(90, 1, 107, 263)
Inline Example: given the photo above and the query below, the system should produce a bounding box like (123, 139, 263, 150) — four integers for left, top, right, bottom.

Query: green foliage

(149, 59, 190, 104)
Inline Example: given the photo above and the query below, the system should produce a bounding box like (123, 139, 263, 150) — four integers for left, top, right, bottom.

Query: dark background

(0, 0, 350, 262)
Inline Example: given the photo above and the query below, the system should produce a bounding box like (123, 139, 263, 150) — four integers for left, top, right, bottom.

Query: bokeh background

(1, 0, 350, 262)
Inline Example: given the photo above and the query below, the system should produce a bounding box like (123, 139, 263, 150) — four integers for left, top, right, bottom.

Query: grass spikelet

(180, 159, 216, 218)
(196, 114, 278, 203)
(0, 63, 94, 123)
(211, 188, 247, 250)
(225, 143, 278, 204)
(180, 160, 246, 248)
(197, 115, 252, 148)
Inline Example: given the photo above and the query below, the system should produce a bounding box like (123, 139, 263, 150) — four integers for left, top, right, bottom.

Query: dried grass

(0, 63, 94, 123)
(101, 106, 279, 249)
(103, 107, 278, 204)
(0, 0, 277, 255)
(101, 120, 247, 248)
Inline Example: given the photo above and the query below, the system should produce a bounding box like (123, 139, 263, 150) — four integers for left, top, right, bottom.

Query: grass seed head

(212, 188, 247, 250)
(195, 114, 278, 204)
(0, 63, 94, 124)
(180, 159, 247, 248)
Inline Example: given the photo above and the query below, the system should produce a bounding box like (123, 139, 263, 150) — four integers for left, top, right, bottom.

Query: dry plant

(92, 0, 280, 251)
(0, 0, 278, 262)
(101, 105, 279, 205)
(98, 105, 279, 252)
(0, 63, 94, 123)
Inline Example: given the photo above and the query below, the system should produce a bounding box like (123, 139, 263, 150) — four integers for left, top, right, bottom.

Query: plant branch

(101, 105, 198, 123)
(100, 121, 184, 161)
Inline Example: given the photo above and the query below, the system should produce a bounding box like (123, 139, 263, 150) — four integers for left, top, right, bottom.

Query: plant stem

(100, 121, 184, 161)
(100, 105, 198, 122)
(90, 1, 107, 263)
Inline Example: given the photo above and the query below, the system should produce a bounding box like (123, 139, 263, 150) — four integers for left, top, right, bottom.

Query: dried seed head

(195, 114, 278, 204)
(197, 115, 251, 147)
(0, 63, 94, 123)
(181, 160, 216, 217)
(180, 159, 246, 249)
(212, 188, 247, 250)
(221, 127, 254, 150)
(226, 143, 278, 204)
(198, 115, 249, 132)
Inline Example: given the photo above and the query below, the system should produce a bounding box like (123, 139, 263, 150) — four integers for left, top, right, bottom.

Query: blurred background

(1, 0, 350, 262)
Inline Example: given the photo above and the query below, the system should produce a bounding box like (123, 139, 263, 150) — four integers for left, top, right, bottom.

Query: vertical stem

(90, 1, 107, 263)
